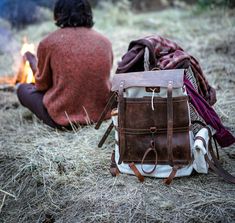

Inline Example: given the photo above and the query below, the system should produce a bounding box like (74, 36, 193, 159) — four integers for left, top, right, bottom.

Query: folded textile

(116, 35, 216, 105)
(185, 79, 235, 147)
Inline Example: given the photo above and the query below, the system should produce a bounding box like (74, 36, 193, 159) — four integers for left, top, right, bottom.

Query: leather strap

(141, 147, 158, 174)
(98, 122, 114, 148)
(163, 165, 180, 185)
(207, 139, 235, 184)
(115, 126, 189, 135)
(212, 136, 220, 160)
(204, 153, 235, 184)
(195, 133, 235, 184)
(95, 91, 116, 129)
(118, 81, 126, 164)
(129, 162, 144, 182)
(195, 136, 207, 148)
(110, 150, 120, 177)
(167, 81, 174, 166)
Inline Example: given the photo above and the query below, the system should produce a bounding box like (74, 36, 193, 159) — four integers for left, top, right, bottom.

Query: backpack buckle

(150, 127, 157, 134)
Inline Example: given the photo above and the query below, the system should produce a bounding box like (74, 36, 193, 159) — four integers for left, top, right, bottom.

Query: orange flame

(19, 37, 36, 84)
(24, 61, 35, 83)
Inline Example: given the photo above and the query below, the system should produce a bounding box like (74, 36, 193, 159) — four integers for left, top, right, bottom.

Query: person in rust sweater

(17, 0, 113, 129)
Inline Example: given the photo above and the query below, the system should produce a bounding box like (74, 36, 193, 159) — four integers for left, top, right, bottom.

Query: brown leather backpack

(95, 70, 235, 184)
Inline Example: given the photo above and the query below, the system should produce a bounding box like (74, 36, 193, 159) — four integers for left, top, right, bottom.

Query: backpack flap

(111, 70, 185, 91)
(112, 69, 185, 98)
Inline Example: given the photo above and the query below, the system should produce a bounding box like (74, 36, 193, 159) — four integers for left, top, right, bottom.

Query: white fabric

(115, 144, 193, 177)
(193, 126, 215, 174)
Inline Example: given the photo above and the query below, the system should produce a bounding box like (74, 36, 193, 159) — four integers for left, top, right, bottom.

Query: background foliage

(0, 0, 234, 28)
(197, 0, 235, 8)
(0, 0, 55, 29)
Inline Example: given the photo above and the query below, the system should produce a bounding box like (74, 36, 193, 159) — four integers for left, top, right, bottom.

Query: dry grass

(0, 5, 235, 223)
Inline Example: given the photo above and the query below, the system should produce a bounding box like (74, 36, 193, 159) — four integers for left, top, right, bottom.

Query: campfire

(0, 37, 36, 91)
(16, 37, 36, 84)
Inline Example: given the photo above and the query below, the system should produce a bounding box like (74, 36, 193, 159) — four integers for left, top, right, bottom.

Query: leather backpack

(95, 69, 235, 184)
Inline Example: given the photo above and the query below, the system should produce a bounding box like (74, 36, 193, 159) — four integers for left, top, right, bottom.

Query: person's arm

(35, 41, 53, 91)
(23, 51, 37, 75)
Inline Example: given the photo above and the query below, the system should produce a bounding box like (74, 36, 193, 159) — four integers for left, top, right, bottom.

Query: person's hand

(23, 51, 37, 75)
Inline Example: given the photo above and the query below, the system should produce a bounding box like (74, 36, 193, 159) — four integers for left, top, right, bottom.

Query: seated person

(17, 0, 113, 129)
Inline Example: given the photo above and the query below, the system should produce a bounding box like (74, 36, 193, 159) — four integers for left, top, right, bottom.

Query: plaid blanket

(116, 35, 235, 147)
(116, 35, 216, 105)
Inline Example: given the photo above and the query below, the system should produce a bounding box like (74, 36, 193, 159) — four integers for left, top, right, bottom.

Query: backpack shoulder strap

(206, 139, 235, 184)
(195, 133, 235, 184)
(95, 91, 116, 130)
(98, 122, 114, 148)
(110, 150, 120, 177)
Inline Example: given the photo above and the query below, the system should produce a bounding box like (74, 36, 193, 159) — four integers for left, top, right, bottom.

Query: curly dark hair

(54, 0, 94, 28)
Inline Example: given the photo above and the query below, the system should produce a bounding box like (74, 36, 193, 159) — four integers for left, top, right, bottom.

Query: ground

(0, 5, 235, 223)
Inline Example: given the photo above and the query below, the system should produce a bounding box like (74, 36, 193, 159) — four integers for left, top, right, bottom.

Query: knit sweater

(35, 27, 113, 126)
